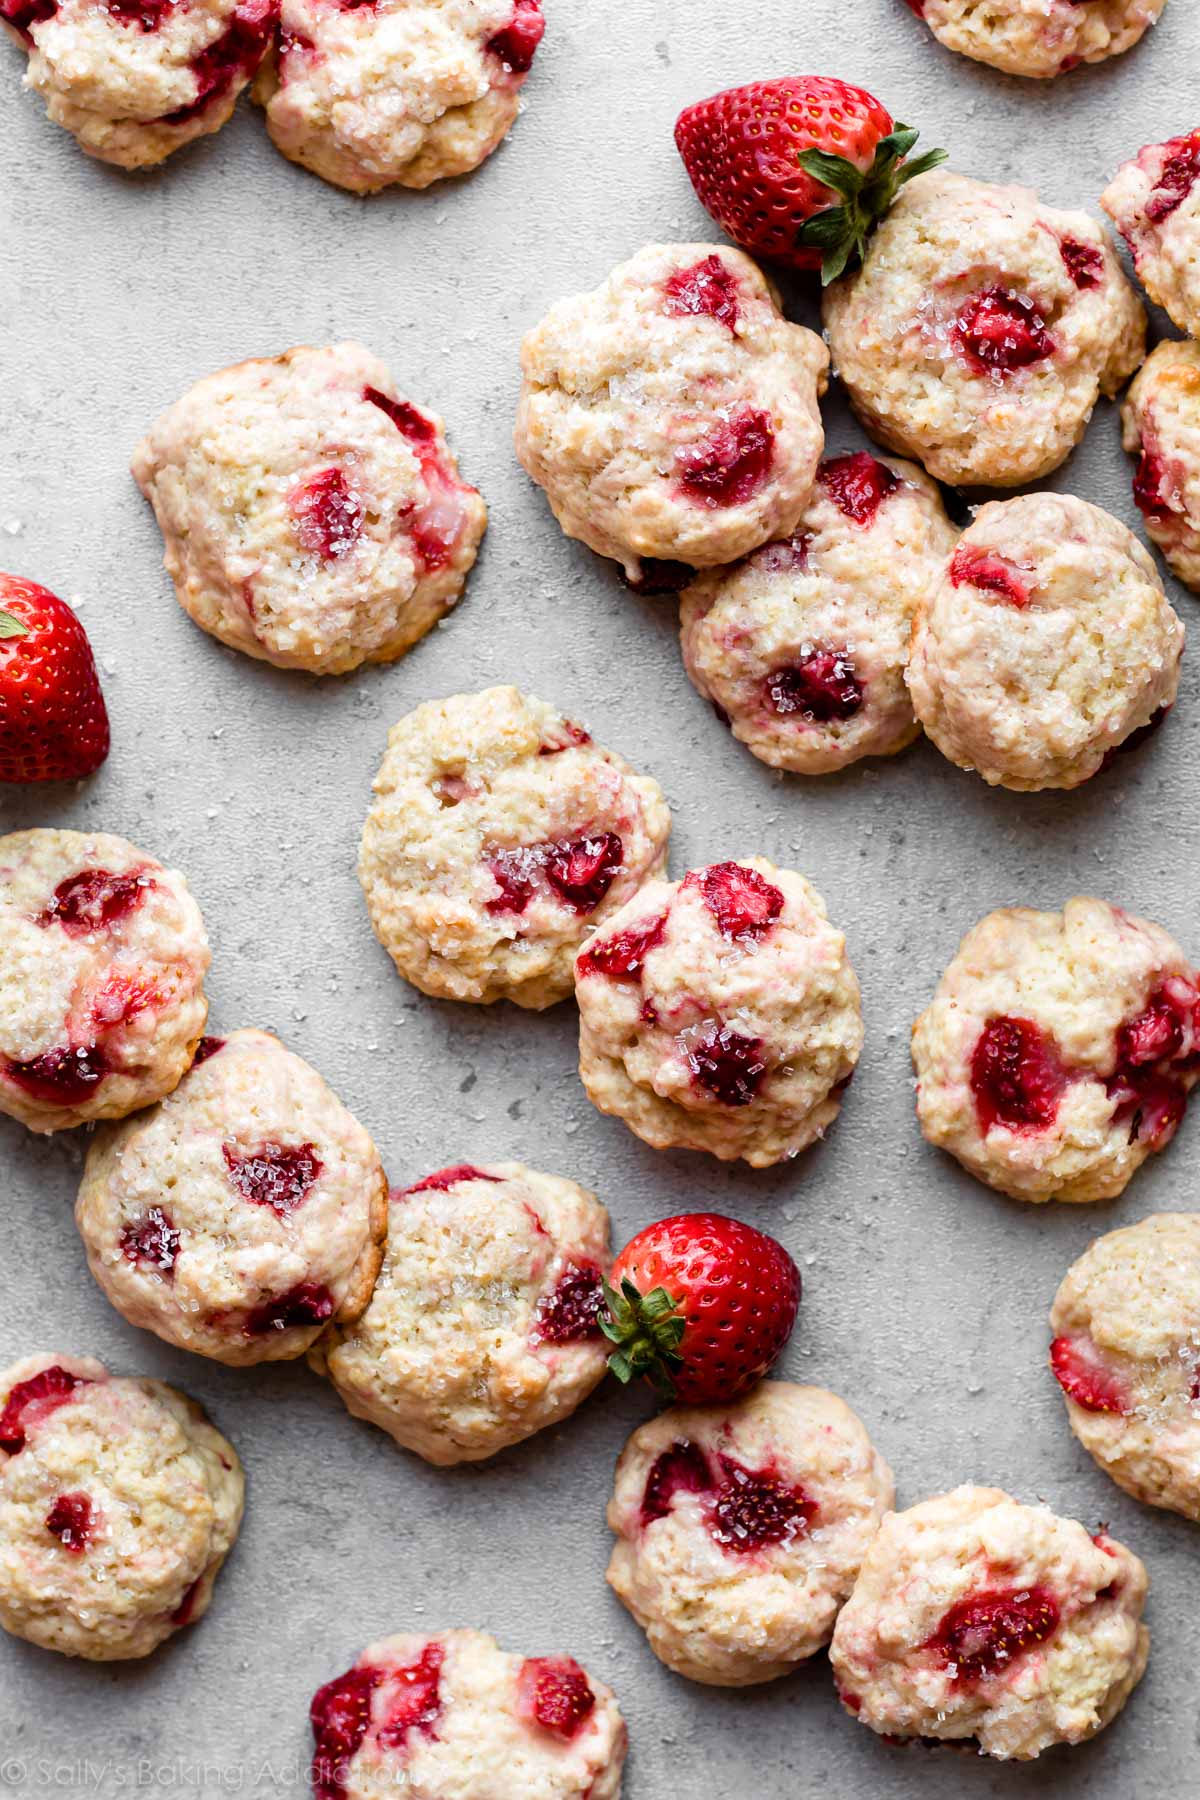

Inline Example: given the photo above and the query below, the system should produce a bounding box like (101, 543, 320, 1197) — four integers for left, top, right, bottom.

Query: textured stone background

(1, 2, 1199, 1794)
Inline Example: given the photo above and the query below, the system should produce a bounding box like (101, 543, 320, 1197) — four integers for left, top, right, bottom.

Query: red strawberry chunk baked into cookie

(830, 1486, 1149, 1761)
(132, 342, 486, 676)
(680, 452, 957, 774)
(256, 0, 544, 193)
(575, 858, 862, 1167)
(904, 0, 1167, 79)
(358, 687, 671, 1008)
(907, 493, 1182, 791)
(309, 1629, 626, 1799)
(606, 1382, 893, 1686)
(0, 1354, 243, 1661)
(1103, 131, 1200, 338)
(1050, 1214, 1200, 1522)
(514, 244, 828, 583)
(311, 1163, 611, 1464)
(0, 829, 210, 1134)
(75, 1029, 388, 1366)
(2, 0, 275, 167)
(823, 171, 1145, 488)
(1122, 339, 1200, 593)
(912, 898, 1200, 1203)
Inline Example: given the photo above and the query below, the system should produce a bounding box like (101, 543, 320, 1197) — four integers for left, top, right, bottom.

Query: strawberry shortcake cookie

(256, 0, 544, 193)
(132, 341, 486, 675)
(358, 687, 671, 1008)
(2, 0, 275, 167)
(0, 829, 210, 1134)
(606, 1382, 893, 1686)
(1103, 131, 1200, 339)
(514, 243, 828, 584)
(824, 171, 1145, 488)
(311, 1162, 611, 1465)
(1122, 340, 1200, 593)
(907, 493, 1182, 791)
(1050, 1213, 1200, 1522)
(904, 0, 1167, 79)
(913, 899, 1200, 1204)
(680, 451, 957, 775)
(309, 1629, 626, 1800)
(0, 1354, 243, 1660)
(75, 1029, 388, 1365)
(830, 1486, 1149, 1760)
(575, 858, 862, 1167)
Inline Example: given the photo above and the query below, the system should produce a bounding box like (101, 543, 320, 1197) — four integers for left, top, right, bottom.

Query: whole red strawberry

(602, 1213, 801, 1404)
(0, 574, 110, 782)
(675, 76, 946, 282)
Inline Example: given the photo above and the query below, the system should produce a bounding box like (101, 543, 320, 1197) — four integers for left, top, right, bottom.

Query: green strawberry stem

(796, 125, 949, 285)
(601, 1278, 687, 1400)
(0, 609, 28, 640)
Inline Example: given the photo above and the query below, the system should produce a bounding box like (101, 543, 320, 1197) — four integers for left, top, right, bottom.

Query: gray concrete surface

(1, 3, 1199, 1795)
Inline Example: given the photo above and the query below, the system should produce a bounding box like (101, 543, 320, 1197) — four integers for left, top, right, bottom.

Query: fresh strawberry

(0, 575, 109, 783)
(602, 1213, 801, 1404)
(674, 76, 946, 283)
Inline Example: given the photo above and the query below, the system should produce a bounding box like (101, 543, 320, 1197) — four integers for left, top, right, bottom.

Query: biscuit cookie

(913, 898, 1199, 1203)
(907, 493, 1182, 791)
(311, 1162, 611, 1465)
(905, 0, 1166, 79)
(3, 0, 274, 167)
(1122, 338, 1200, 593)
(824, 171, 1145, 488)
(680, 451, 956, 774)
(358, 687, 671, 1008)
(310, 1629, 626, 1800)
(514, 243, 828, 580)
(830, 1485, 1149, 1761)
(75, 1029, 388, 1366)
(575, 858, 862, 1167)
(0, 829, 210, 1134)
(132, 341, 486, 675)
(0, 1354, 243, 1660)
(606, 1382, 893, 1686)
(256, 0, 544, 192)
(1103, 131, 1200, 338)
(1050, 1213, 1200, 1521)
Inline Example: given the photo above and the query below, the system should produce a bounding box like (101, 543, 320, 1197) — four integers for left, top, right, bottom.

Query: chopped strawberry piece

(676, 410, 774, 508)
(1051, 1335, 1129, 1414)
(530, 1262, 605, 1345)
(1060, 238, 1104, 289)
(38, 868, 150, 935)
(820, 451, 899, 524)
(949, 544, 1032, 608)
(486, 0, 543, 73)
(223, 1142, 322, 1218)
(766, 650, 863, 722)
(576, 912, 667, 981)
(663, 255, 741, 332)
(926, 1586, 1060, 1682)
(689, 862, 783, 940)
(45, 1492, 95, 1554)
(407, 1165, 499, 1193)
(311, 1666, 379, 1800)
(971, 1016, 1065, 1133)
(0, 1366, 90, 1454)
(517, 1657, 596, 1740)
(953, 286, 1055, 375)
(687, 1022, 767, 1106)
(376, 1644, 444, 1751)
(290, 468, 364, 561)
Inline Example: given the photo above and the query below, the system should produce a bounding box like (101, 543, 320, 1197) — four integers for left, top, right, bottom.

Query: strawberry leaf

(601, 1278, 686, 1397)
(797, 124, 948, 285)
(0, 609, 29, 640)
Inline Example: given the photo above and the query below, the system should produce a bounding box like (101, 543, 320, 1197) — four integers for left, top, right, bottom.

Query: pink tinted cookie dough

(1050, 1213, 1200, 1521)
(680, 451, 957, 775)
(575, 858, 862, 1167)
(907, 493, 1182, 791)
(311, 1162, 611, 1465)
(2, 0, 275, 167)
(257, 0, 544, 193)
(309, 1629, 626, 1800)
(75, 1029, 388, 1366)
(0, 829, 210, 1134)
(823, 171, 1145, 487)
(1122, 337, 1200, 592)
(514, 243, 829, 581)
(606, 1381, 894, 1686)
(912, 898, 1200, 1204)
(358, 687, 671, 1008)
(1103, 131, 1200, 338)
(0, 1354, 244, 1661)
(905, 0, 1167, 79)
(830, 1485, 1149, 1761)
(132, 341, 486, 675)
